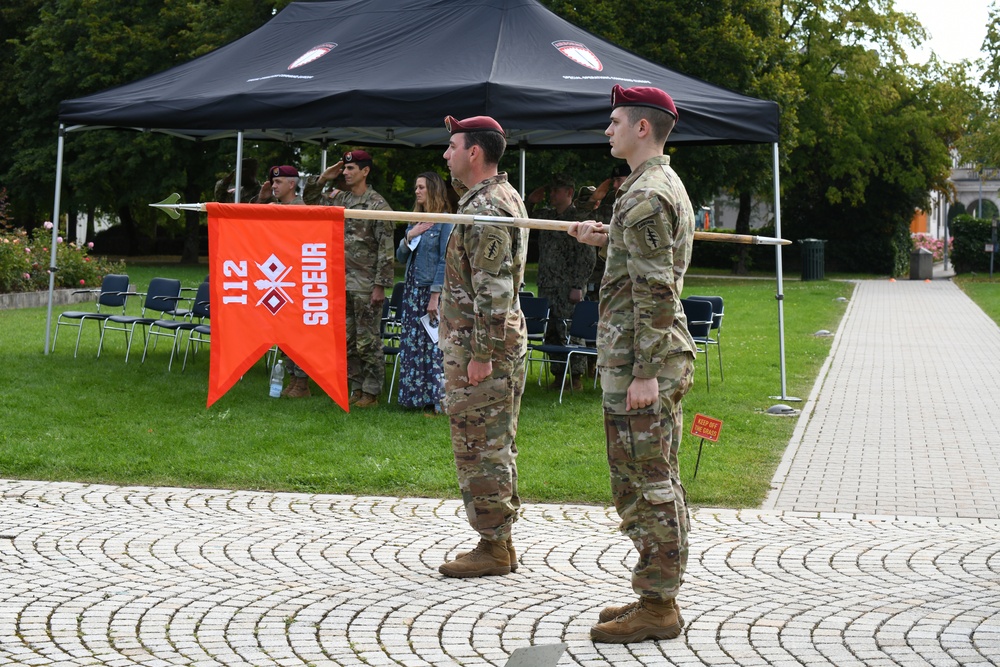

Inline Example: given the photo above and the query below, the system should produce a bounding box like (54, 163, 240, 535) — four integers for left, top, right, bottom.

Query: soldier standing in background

(527, 173, 595, 390)
(581, 163, 630, 302)
(437, 115, 528, 578)
(304, 150, 394, 408)
(570, 84, 696, 644)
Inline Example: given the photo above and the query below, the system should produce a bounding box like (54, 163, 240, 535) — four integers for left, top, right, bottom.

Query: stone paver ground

(2, 276, 1000, 666)
(1, 482, 999, 667)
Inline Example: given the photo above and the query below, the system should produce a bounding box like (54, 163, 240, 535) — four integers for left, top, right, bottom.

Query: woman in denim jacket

(395, 171, 454, 410)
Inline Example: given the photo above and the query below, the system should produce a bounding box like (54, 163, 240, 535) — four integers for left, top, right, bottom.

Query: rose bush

(911, 233, 953, 263)
(0, 191, 125, 293)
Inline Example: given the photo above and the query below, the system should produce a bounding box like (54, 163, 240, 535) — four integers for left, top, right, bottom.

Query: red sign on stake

(691, 413, 722, 442)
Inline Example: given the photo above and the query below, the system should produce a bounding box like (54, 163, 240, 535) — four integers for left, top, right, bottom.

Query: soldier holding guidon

(570, 84, 697, 644)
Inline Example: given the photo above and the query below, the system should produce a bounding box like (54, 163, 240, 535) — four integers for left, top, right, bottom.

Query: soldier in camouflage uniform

(437, 115, 528, 579)
(570, 85, 696, 644)
(527, 173, 596, 390)
(304, 150, 394, 408)
(252, 165, 311, 397)
(579, 163, 630, 302)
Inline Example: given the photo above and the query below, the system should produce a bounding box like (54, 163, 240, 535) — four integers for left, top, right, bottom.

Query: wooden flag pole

(150, 197, 791, 246)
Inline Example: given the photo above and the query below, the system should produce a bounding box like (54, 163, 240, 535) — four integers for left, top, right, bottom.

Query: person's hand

(427, 292, 440, 320)
(626, 377, 658, 411)
(257, 180, 273, 202)
(319, 161, 344, 184)
(591, 178, 613, 206)
(568, 288, 583, 304)
(408, 221, 434, 241)
(467, 359, 492, 386)
(371, 284, 386, 306)
(526, 186, 546, 205)
(568, 221, 609, 247)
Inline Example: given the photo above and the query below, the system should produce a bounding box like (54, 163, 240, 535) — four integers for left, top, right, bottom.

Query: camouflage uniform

(304, 178, 394, 395)
(598, 155, 696, 603)
(440, 173, 528, 541)
(586, 193, 616, 301)
(533, 204, 596, 377)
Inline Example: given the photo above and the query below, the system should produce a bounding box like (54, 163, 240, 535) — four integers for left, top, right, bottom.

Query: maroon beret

(343, 150, 372, 164)
(268, 165, 298, 179)
(444, 115, 506, 137)
(611, 84, 679, 121)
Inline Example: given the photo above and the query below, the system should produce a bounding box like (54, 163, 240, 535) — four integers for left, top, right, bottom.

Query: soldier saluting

(570, 85, 697, 644)
(437, 115, 528, 578)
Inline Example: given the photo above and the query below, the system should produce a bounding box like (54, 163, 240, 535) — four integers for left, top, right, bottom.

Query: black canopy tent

(48, 0, 795, 401)
(58, 0, 779, 147)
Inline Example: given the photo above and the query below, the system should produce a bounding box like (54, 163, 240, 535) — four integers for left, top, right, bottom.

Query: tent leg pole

(44, 125, 66, 355)
(234, 131, 244, 203)
(519, 143, 526, 199)
(769, 142, 798, 402)
(321, 140, 328, 173)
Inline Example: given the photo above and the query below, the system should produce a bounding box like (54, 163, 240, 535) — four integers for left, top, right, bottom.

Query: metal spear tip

(150, 193, 182, 219)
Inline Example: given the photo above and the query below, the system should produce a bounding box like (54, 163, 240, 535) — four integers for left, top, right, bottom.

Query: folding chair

(142, 281, 210, 370)
(97, 277, 183, 362)
(519, 295, 549, 382)
(381, 299, 402, 402)
(181, 323, 211, 371)
(532, 300, 599, 403)
(687, 295, 724, 381)
(681, 297, 714, 391)
(52, 273, 130, 357)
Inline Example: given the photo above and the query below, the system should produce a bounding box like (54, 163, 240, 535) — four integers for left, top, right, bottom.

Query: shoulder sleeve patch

(473, 228, 510, 275)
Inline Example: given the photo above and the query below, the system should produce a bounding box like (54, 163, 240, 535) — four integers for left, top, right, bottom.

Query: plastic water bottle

(269, 360, 284, 398)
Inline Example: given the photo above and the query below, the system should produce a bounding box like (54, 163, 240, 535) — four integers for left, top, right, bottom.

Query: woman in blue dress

(395, 172, 453, 411)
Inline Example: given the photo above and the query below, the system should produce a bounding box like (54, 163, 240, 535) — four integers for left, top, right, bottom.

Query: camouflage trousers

(346, 291, 384, 396)
(600, 355, 694, 602)
(281, 351, 308, 379)
(539, 288, 589, 376)
(443, 361, 526, 541)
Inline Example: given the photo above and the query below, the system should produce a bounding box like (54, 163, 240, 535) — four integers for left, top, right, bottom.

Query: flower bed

(1, 222, 125, 295)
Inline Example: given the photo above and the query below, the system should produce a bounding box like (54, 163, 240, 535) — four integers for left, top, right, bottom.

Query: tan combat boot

(285, 376, 312, 398)
(590, 597, 683, 644)
(353, 392, 379, 408)
(455, 537, 518, 573)
(348, 389, 363, 404)
(599, 598, 683, 626)
(570, 374, 583, 391)
(439, 538, 511, 578)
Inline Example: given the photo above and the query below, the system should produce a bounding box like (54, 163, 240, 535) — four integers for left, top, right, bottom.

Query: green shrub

(951, 215, 996, 274)
(0, 222, 126, 294)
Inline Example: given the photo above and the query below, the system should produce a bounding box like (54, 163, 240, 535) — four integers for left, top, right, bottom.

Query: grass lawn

(0, 262, 853, 509)
(954, 275, 1000, 325)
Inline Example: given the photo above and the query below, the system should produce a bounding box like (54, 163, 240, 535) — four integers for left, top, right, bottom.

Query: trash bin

(910, 247, 933, 280)
(799, 238, 826, 281)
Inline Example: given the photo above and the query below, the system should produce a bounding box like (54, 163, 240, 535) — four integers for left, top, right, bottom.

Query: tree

(779, 0, 971, 274)
(3, 0, 288, 260)
(542, 0, 802, 273)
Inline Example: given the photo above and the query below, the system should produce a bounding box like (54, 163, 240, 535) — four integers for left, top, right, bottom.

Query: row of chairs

(681, 296, 725, 390)
(520, 293, 725, 399)
(53, 274, 211, 370)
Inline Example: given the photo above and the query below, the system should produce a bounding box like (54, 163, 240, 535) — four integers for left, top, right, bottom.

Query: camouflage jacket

(303, 178, 394, 292)
(598, 155, 696, 377)
(533, 204, 596, 293)
(440, 172, 528, 370)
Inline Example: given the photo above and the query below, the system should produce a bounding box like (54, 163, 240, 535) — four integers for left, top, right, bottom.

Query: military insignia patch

(474, 229, 509, 274)
(635, 219, 664, 254)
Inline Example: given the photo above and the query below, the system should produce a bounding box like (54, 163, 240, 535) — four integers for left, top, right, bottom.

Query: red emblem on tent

(288, 43, 337, 70)
(553, 40, 603, 71)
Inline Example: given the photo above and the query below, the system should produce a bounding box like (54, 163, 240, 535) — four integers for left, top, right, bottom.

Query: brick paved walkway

(2, 277, 999, 666)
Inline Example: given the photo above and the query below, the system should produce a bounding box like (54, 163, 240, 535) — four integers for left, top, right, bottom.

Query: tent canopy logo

(288, 43, 337, 70)
(553, 40, 603, 71)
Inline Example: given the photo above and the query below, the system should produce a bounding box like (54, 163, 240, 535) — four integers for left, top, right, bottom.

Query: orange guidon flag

(206, 203, 348, 410)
